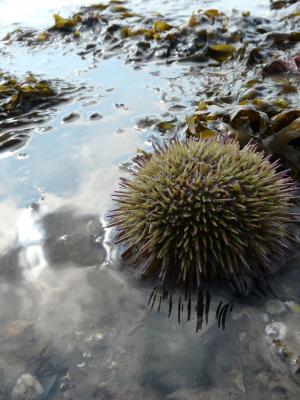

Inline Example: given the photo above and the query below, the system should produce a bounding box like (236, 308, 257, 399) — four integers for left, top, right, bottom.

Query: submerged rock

(89, 112, 103, 120)
(62, 112, 80, 123)
(11, 374, 44, 400)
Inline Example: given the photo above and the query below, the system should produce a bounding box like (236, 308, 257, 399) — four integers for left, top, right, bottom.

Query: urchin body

(110, 140, 296, 294)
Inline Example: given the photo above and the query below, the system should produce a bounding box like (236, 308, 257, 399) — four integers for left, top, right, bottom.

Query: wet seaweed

(0, 72, 75, 119)
(7, 1, 296, 171)
(4, 0, 298, 66)
(0, 71, 77, 154)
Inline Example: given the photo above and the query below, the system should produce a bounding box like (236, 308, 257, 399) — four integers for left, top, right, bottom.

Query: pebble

(62, 112, 80, 123)
(89, 112, 103, 120)
(115, 103, 128, 110)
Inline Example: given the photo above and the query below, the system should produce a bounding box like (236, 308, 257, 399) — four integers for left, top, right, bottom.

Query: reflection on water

(0, 0, 299, 399)
(1, 193, 299, 399)
(18, 206, 47, 281)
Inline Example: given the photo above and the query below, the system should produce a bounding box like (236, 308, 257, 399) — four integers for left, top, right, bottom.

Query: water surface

(0, 1, 299, 399)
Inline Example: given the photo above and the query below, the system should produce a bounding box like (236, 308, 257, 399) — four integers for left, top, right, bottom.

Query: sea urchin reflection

(109, 139, 297, 326)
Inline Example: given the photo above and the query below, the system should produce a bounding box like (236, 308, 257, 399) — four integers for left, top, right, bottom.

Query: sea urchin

(109, 139, 297, 323)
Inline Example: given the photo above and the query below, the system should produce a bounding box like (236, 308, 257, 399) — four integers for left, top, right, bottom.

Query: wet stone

(11, 374, 44, 400)
(0, 131, 29, 154)
(17, 153, 29, 159)
(0, 137, 28, 153)
(135, 116, 160, 130)
(62, 112, 80, 123)
(115, 103, 128, 109)
(89, 112, 103, 120)
(86, 43, 96, 51)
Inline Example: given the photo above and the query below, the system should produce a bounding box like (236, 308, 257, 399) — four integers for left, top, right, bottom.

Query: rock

(62, 112, 80, 123)
(11, 374, 44, 400)
(115, 103, 128, 110)
(262, 55, 300, 77)
(294, 55, 300, 68)
(89, 112, 103, 120)
(135, 116, 160, 130)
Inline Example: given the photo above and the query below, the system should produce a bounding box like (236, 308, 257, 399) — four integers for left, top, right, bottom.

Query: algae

(0, 71, 76, 153)
(1, 0, 300, 172)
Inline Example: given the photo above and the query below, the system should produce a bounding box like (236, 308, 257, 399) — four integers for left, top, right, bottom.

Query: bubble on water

(95, 332, 104, 341)
(109, 361, 117, 369)
(59, 234, 68, 241)
(94, 235, 103, 243)
(100, 259, 112, 270)
(77, 362, 86, 368)
(62, 373, 71, 381)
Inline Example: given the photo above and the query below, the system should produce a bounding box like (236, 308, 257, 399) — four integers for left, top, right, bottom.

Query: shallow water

(0, 0, 299, 399)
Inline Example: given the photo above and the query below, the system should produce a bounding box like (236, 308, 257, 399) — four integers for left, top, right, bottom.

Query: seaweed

(0, 71, 76, 154)
(4, 1, 294, 65)
(0, 72, 68, 119)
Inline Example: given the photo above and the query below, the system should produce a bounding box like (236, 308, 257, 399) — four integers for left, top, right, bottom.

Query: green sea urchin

(110, 139, 297, 326)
